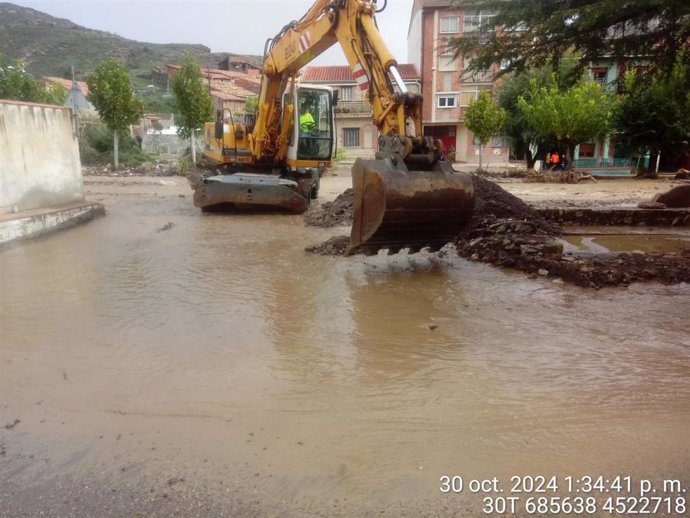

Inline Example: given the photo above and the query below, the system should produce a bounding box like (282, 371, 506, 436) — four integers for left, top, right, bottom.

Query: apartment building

(300, 65, 421, 160)
(408, 0, 510, 163)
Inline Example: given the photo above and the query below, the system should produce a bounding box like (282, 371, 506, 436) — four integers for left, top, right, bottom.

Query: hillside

(0, 2, 262, 83)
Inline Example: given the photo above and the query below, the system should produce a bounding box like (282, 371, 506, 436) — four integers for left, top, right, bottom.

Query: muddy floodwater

(1, 177, 689, 517)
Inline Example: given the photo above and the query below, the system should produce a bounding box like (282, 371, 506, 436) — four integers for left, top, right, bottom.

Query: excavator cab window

(297, 88, 333, 161)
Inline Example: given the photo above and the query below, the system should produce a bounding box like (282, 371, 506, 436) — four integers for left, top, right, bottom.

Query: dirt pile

(466, 175, 560, 236)
(454, 218, 690, 288)
(304, 189, 354, 227)
(305, 174, 690, 287)
(305, 235, 350, 255)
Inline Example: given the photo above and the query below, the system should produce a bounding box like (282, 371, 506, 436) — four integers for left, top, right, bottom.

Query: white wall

(0, 100, 84, 214)
(407, 3, 423, 71)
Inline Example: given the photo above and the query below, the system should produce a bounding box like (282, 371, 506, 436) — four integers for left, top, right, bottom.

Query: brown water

(1, 181, 689, 516)
(563, 226, 690, 254)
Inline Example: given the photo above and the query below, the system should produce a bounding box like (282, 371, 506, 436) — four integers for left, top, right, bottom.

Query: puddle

(562, 226, 690, 254)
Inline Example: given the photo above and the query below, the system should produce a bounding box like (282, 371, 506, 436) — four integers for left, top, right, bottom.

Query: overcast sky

(10, 0, 415, 65)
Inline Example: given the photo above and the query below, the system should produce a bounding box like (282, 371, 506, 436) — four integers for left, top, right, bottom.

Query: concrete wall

(0, 100, 83, 214)
(142, 133, 193, 156)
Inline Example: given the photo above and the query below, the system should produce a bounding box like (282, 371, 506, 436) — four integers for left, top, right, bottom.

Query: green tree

(464, 90, 506, 170)
(0, 54, 68, 104)
(244, 96, 258, 115)
(615, 60, 690, 175)
(448, 0, 690, 77)
(496, 59, 583, 168)
(518, 78, 616, 169)
(86, 59, 144, 170)
(171, 53, 214, 164)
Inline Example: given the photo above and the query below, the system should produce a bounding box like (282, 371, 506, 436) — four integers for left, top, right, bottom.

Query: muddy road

(0, 173, 689, 517)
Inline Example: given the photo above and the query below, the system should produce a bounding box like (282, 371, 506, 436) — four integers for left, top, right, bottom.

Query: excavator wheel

(348, 158, 475, 255)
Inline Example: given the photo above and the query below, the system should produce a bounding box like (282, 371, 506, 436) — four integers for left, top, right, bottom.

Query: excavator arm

(254, 0, 426, 162)
(202, 0, 474, 253)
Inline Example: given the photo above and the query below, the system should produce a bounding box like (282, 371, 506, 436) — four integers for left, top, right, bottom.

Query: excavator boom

(198, 0, 475, 251)
(265, 0, 475, 253)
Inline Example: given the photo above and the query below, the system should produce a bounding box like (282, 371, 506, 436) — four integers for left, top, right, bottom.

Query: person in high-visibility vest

(299, 102, 315, 133)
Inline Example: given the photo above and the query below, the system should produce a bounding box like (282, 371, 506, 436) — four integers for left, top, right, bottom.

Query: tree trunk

(190, 132, 197, 164)
(478, 146, 483, 171)
(565, 143, 574, 171)
(113, 130, 119, 170)
(525, 147, 536, 169)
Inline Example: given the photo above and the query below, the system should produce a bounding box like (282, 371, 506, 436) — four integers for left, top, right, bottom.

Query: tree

(0, 53, 68, 104)
(448, 0, 690, 77)
(171, 53, 214, 164)
(615, 60, 690, 174)
(244, 96, 258, 115)
(518, 78, 616, 169)
(496, 58, 583, 168)
(86, 59, 144, 170)
(464, 90, 506, 170)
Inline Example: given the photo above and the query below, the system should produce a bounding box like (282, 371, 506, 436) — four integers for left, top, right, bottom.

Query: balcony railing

(572, 157, 632, 168)
(333, 101, 372, 115)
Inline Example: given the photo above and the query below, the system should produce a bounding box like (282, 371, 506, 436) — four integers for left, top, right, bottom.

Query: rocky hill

(0, 2, 262, 83)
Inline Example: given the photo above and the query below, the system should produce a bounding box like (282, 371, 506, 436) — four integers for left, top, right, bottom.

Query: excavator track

(348, 157, 475, 255)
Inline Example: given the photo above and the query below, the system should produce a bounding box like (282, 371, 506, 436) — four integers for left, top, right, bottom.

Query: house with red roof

(166, 64, 261, 116)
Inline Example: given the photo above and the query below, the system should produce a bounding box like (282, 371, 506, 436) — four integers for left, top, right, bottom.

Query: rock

(542, 239, 564, 256)
(652, 185, 690, 208)
(538, 269, 549, 276)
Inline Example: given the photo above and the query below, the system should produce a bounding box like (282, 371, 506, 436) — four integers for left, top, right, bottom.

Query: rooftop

(301, 64, 420, 83)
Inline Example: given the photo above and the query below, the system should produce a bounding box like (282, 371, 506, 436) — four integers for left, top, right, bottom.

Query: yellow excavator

(193, 0, 475, 254)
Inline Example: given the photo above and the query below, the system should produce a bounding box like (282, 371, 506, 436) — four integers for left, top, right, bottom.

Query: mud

(2, 174, 690, 517)
(305, 174, 690, 288)
(304, 188, 353, 227)
(454, 219, 690, 288)
(651, 183, 690, 208)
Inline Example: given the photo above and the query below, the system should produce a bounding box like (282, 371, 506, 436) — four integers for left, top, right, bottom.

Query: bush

(174, 154, 196, 176)
(332, 147, 347, 164)
(79, 124, 150, 166)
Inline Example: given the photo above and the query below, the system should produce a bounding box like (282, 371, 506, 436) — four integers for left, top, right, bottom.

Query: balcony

(333, 101, 372, 117)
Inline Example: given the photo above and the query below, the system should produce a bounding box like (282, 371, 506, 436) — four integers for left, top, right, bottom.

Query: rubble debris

(305, 235, 350, 255)
(82, 162, 176, 177)
(304, 189, 353, 228)
(305, 175, 690, 288)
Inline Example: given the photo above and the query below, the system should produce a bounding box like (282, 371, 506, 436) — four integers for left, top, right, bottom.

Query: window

(462, 56, 493, 82)
(460, 90, 478, 106)
(491, 136, 504, 148)
(591, 68, 608, 85)
(578, 142, 595, 158)
(464, 10, 496, 33)
(439, 53, 457, 72)
(506, 21, 528, 32)
(343, 128, 360, 147)
(339, 86, 353, 101)
(440, 16, 460, 34)
(437, 94, 457, 108)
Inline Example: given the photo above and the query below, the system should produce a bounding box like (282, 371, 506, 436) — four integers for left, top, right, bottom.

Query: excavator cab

(287, 85, 335, 165)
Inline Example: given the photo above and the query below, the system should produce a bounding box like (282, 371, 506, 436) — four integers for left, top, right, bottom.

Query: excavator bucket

(348, 158, 475, 255)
